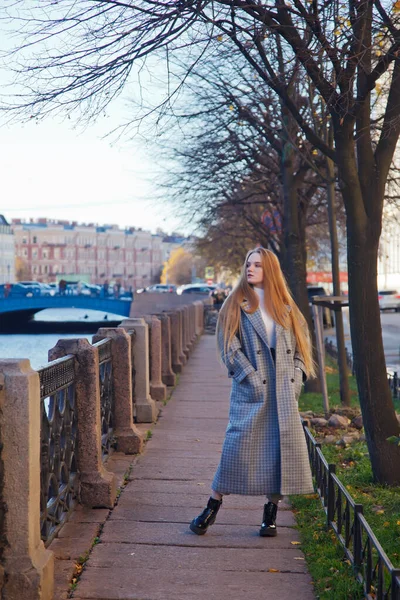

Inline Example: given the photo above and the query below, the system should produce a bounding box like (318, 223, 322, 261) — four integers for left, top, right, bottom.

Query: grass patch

(299, 355, 400, 414)
(291, 494, 363, 599)
(293, 355, 400, 597)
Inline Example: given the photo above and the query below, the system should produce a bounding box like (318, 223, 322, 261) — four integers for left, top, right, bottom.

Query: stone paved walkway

(72, 335, 315, 600)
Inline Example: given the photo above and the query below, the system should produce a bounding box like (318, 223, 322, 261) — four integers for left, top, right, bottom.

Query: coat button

(257, 350, 261, 354)
(287, 349, 291, 354)
(263, 379, 267, 384)
(291, 378, 295, 383)
(230, 371, 234, 376)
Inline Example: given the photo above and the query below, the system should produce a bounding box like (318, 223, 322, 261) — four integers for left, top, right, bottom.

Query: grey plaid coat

(212, 305, 313, 496)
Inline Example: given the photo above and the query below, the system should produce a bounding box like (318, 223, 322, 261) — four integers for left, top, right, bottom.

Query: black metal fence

(38, 355, 78, 546)
(94, 338, 115, 459)
(325, 339, 400, 398)
(204, 305, 219, 334)
(325, 338, 354, 373)
(304, 424, 400, 599)
(387, 371, 399, 399)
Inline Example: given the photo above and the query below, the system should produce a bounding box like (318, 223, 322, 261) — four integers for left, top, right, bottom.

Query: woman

(190, 247, 315, 537)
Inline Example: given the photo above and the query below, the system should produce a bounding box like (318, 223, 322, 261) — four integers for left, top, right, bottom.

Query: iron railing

(38, 355, 78, 546)
(94, 338, 115, 459)
(325, 339, 399, 398)
(204, 305, 219, 334)
(387, 370, 399, 399)
(325, 338, 354, 373)
(304, 424, 400, 599)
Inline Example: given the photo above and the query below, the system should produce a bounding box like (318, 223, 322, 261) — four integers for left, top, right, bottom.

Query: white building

(378, 211, 400, 290)
(0, 215, 15, 284)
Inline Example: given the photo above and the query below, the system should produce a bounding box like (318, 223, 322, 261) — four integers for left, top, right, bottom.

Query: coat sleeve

(217, 327, 256, 383)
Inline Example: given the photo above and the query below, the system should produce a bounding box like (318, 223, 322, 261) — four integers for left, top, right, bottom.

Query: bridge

(0, 295, 132, 326)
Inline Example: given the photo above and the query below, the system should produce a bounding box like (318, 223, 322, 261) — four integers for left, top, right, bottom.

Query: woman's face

(246, 252, 264, 288)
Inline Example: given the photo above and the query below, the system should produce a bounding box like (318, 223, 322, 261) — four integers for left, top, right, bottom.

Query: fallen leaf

(291, 541, 301, 545)
(268, 568, 280, 572)
(196, 482, 205, 486)
(294, 557, 305, 560)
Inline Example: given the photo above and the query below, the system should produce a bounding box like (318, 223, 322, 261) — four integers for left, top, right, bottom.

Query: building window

(22, 237, 27, 244)
(33, 236, 37, 244)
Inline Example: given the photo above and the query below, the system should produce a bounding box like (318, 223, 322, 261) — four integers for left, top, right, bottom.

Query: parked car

(378, 290, 400, 312)
(39, 283, 57, 297)
(179, 284, 216, 295)
(136, 284, 176, 294)
(147, 284, 176, 293)
(0, 283, 41, 298)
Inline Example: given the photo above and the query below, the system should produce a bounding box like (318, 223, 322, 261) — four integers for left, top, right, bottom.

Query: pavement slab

(100, 519, 302, 549)
(74, 567, 314, 600)
(107, 505, 296, 527)
(71, 335, 315, 600)
(84, 542, 308, 573)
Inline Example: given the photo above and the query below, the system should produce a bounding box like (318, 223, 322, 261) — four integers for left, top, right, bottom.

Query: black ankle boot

(259, 502, 278, 537)
(190, 497, 222, 535)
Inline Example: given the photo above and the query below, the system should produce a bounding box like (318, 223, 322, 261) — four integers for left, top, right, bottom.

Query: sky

(0, 13, 187, 236)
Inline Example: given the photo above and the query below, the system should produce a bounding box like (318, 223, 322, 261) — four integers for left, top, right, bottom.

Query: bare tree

(2, 0, 400, 483)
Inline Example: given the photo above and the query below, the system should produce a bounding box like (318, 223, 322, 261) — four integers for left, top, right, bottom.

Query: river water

(0, 309, 126, 369)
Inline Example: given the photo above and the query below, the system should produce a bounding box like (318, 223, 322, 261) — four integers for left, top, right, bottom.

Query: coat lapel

(242, 302, 288, 348)
(242, 308, 270, 348)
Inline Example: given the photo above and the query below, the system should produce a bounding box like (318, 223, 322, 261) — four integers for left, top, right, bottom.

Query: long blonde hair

(217, 247, 316, 378)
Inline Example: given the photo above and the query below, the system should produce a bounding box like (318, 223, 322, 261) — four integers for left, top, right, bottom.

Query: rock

(333, 407, 359, 419)
(328, 414, 350, 428)
(301, 417, 311, 428)
(359, 433, 366, 442)
(337, 432, 360, 447)
(351, 415, 363, 429)
(311, 417, 328, 427)
(300, 411, 314, 418)
(323, 435, 337, 444)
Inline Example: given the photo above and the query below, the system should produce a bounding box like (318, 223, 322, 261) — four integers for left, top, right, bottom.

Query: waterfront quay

(0, 295, 314, 600)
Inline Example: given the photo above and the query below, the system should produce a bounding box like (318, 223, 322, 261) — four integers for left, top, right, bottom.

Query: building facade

(12, 219, 164, 290)
(0, 215, 15, 284)
(378, 213, 400, 290)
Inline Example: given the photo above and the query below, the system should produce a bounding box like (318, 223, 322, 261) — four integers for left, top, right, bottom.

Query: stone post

(143, 315, 167, 401)
(176, 308, 187, 365)
(92, 328, 143, 454)
(194, 301, 204, 336)
(0, 360, 54, 600)
(156, 313, 176, 387)
(120, 318, 159, 423)
(189, 304, 197, 345)
(178, 307, 190, 360)
(183, 306, 192, 353)
(49, 339, 117, 508)
(165, 310, 183, 374)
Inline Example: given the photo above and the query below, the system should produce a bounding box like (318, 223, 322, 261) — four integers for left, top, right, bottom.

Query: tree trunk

(346, 218, 400, 483)
(280, 146, 322, 393)
(336, 130, 400, 484)
(326, 151, 351, 406)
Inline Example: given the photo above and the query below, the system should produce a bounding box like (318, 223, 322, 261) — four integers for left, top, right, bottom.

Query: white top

(254, 287, 276, 349)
